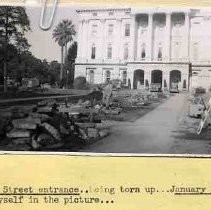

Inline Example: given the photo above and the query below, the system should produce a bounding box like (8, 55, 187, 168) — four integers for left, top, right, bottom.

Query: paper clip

(39, 0, 58, 30)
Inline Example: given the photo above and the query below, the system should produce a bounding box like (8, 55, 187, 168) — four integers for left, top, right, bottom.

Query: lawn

(0, 86, 91, 100)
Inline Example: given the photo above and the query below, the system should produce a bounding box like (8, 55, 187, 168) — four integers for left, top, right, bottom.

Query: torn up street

(0, 88, 211, 154)
(80, 92, 211, 154)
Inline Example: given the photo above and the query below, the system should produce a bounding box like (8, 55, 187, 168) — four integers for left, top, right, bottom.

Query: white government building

(75, 7, 211, 91)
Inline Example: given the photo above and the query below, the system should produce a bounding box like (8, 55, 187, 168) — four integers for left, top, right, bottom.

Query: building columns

(83, 20, 89, 62)
(144, 70, 151, 87)
(166, 13, 172, 61)
(116, 18, 122, 60)
(148, 13, 153, 61)
(100, 19, 106, 61)
(184, 12, 190, 61)
(77, 20, 83, 61)
(130, 15, 137, 61)
(162, 72, 170, 90)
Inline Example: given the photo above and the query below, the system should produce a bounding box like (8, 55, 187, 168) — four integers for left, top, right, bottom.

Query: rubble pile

(112, 91, 167, 109)
(188, 95, 206, 118)
(0, 98, 109, 150)
(0, 89, 171, 150)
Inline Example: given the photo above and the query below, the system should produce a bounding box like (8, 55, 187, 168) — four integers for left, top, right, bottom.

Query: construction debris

(0, 89, 171, 151)
(0, 97, 110, 150)
(188, 95, 206, 118)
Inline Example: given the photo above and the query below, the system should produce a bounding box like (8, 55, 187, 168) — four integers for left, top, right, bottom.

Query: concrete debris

(0, 97, 110, 150)
(112, 91, 166, 108)
(0, 90, 170, 151)
(12, 119, 37, 130)
(7, 129, 31, 138)
(12, 137, 31, 145)
(188, 95, 205, 118)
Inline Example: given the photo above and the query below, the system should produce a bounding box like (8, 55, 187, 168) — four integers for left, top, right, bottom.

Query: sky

(25, 5, 79, 62)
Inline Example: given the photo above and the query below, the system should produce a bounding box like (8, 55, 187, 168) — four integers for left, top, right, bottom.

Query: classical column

(162, 72, 170, 90)
(100, 19, 106, 61)
(116, 18, 122, 61)
(184, 12, 190, 61)
(128, 70, 134, 89)
(84, 20, 89, 61)
(148, 13, 153, 61)
(130, 14, 137, 61)
(77, 19, 84, 61)
(144, 70, 151, 88)
(166, 13, 172, 61)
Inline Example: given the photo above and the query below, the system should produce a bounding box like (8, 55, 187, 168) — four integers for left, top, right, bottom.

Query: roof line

(76, 8, 131, 13)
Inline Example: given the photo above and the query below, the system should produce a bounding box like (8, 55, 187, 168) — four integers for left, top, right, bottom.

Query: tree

(48, 61, 60, 86)
(0, 6, 30, 92)
(52, 19, 76, 87)
(65, 41, 77, 88)
(15, 32, 31, 55)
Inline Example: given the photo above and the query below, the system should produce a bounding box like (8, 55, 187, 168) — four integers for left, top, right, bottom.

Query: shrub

(73, 76, 88, 89)
(195, 87, 206, 94)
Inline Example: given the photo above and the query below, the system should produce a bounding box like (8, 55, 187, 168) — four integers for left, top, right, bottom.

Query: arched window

(141, 43, 146, 60)
(107, 44, 112, 59)
(158, 43, 162, 60)
(91, 44, 96, 59)
(124, 43, 129, 60)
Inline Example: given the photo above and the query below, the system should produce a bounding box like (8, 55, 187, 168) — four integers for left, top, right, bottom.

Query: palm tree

(52, 19, 76, 87)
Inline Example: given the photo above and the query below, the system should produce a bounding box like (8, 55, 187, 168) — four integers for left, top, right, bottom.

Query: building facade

(75, 8, 211, 91)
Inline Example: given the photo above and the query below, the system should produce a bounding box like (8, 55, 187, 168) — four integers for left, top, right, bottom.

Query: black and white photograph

(0, 3, 211, 154)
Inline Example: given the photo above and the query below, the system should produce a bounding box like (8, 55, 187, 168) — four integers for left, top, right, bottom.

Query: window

(125, 24, 130, 36)
(108, 24, 114, 36)
(107, 44, 112, 59)
(141, 43, 146, 60)
(124, 43, 129, 60)
(109, 11, 114, 16)
(158, 43, 162, 60)
(105, 70, 111, 82)
(92, 12, 97, 16)
(91, 44, 96, 59)
(122, 71, 127, 85)
(158, 48, 162, 60)
(91, 24, 98, 36)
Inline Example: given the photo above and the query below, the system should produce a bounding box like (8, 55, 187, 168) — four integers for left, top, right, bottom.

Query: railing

(76, 57, 211, 65)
